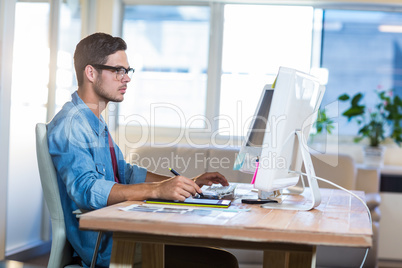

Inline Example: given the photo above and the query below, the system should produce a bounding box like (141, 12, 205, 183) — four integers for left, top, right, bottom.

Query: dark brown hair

(74, 32, 127, 86)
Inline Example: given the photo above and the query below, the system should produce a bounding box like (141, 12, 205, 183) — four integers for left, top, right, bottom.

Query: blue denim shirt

(47, 91, 147, 267)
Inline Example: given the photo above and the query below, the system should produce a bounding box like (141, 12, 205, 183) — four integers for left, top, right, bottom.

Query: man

(47, 32, 239, 267)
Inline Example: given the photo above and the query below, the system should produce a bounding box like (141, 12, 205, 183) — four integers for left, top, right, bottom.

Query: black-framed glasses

(92, 64, 135, 80)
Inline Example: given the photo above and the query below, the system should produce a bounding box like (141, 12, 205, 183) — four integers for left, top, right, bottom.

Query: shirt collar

(71, 91, 107, 136)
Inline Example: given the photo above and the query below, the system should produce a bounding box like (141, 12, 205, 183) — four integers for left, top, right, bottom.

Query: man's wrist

(148, 182, 160, 199)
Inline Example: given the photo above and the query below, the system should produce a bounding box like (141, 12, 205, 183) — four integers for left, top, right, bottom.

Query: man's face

(93, 50, 131, 103)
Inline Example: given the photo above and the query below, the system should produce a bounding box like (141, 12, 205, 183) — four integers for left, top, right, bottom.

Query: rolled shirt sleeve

(115, 146, 147, 185)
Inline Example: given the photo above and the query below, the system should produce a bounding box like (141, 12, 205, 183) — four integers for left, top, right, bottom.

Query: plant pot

(363, 146, 385, 167)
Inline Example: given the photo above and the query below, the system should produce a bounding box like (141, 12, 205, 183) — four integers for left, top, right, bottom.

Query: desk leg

(263, 246, 316, 268)
(110, 236, 137, 268)
(142, 243, 164, 268)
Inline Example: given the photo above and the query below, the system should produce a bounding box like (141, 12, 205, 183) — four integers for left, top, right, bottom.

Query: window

(120, 5, 210, 129)
(55, 2, 81, 111)
(119, 3, 402, 142)
(219, 5, 314, 137)
(119, 4, 315, 139)
(321, 9, 402, 136)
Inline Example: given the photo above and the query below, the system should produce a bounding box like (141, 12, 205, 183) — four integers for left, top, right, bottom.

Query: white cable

(290, 170, 372, 268)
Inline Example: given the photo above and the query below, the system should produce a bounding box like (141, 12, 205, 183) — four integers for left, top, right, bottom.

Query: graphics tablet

(145, 198, 231, 208)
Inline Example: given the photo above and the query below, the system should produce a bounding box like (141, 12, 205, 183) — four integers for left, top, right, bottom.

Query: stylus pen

(169, 168, 204, 197)
(169, 167, 180, 176)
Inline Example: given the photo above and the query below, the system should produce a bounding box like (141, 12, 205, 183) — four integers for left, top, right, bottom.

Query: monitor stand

(260, 130, 321, 211)
(283, 178, 305, 195)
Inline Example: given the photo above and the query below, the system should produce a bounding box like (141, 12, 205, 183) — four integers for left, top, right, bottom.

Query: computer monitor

(234, 67, 325, 210)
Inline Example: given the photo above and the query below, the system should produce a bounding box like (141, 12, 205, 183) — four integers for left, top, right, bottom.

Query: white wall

(0, 0, 16, 260)
(3, 0, 50, 256)
(5, 107, 46, 254)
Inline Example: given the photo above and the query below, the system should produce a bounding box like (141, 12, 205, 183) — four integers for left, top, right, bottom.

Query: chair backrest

(35, 123, 75, 268)
(311, 153, 357, 190)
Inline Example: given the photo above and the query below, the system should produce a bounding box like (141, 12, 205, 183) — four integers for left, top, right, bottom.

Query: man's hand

(192, 172, 229, 187)
(155, 176, 202, 201)
(107, 172, 229, 206)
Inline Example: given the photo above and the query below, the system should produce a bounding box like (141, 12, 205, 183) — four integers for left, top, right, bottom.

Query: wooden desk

(79, 187, 372, 268)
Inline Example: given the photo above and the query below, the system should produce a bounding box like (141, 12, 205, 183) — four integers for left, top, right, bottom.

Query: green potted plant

(309, 108, 335, 152)
(338, 89, 402, 166)
(314, 108, 335, 136)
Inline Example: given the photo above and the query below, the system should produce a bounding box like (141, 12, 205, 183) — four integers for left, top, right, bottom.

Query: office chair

(35, 123, 80, 267)
(35, 123, 102, 268)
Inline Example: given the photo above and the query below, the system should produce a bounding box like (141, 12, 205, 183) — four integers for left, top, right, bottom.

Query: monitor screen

(233, 85, 274, 174)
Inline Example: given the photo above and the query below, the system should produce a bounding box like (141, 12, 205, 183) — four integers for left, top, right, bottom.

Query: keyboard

(202, 183, 238, 199)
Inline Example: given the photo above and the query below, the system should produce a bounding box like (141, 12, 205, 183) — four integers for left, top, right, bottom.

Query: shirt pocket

(95, 163, 106, 179)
